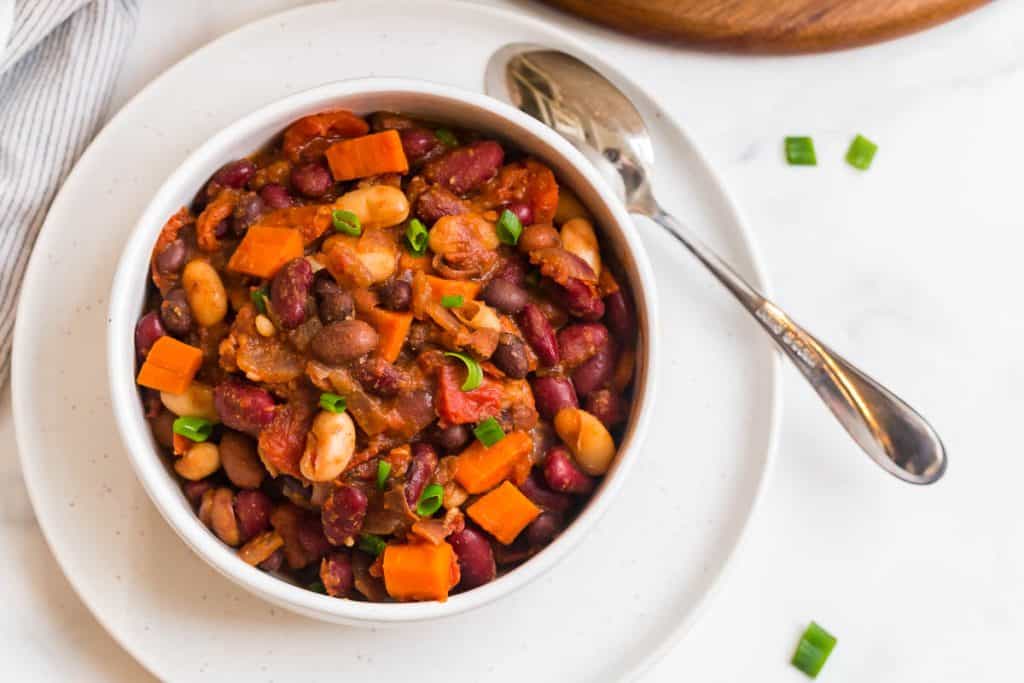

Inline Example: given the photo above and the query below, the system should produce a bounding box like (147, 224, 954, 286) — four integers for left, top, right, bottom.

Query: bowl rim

(106, 77, 659, 623)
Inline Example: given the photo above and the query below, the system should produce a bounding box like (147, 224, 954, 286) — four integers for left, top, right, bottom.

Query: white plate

(12, 1, 779, 680)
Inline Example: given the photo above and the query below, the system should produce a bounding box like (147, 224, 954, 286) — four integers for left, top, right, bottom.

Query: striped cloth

(0, 0, 138, 384)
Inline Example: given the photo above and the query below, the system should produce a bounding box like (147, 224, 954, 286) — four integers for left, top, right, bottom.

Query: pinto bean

(519, 471, 572, 513)
(557, 322, 609, 369)
(423, 140, 504, 194)
(603, 289, 636, 339)
(219, 431, 264, 489)
(491, 333, 528, 379)
(260, 183, 293, 209)
(321, 552, 355, 597)
(259, 548, 285, 572)
(213, 159, 255, 189)
(213, 378, 276, 436)
(405, 442, 439, 508)
(270, 257, 313, 329)
(450, 528, 496, 590)
(231, 192, 264, 235)
(517, 303, 559, 366)
(313, 271, 354, 324)
(530, 375, 578, 420)
(322, 485, 368, 546)
(517, 224, 560, 253)
(209, 487, 241, 546)
(585, 389, 627, 428)
(160, 288, 192, 336)
(560, 278, 604, 321)
(174, 442, 221, 481)
(481, 278, 528, 314)
(234, 489, 273, 540)
(134, 311, 165, 358)
(572, 343, 614, 397)
(351, 357, 404, 397)
(239, 530, 284, 566)
(490, 254, 529, 287)
(415, 185, 467, 224)
(311, 320, 378, 364)
(525, 511, 564, 547)
(182, 478, 212, 507)
(399, 128, 446, 165)
(290, 162, 333, 198)
(428, 423, 472, 454)
(377, 279, 411, 312)
(149, 410, 176, 449)
(182, 259, 227, 327)
(155, 238, 187, 274)
(543, 445, 595, 494)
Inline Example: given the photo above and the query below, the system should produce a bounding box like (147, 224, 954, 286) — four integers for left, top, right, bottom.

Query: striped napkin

(0, 0, 138, 384)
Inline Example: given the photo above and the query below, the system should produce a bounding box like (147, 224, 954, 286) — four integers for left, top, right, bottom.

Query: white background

(1, 0, 1022, 680)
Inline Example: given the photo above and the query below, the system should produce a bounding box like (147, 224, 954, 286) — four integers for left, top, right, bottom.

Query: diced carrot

(453, 430, 533, 494)
(362, 307, 413, 363)
(325, 130, 409, 182)
(382, 541, 460, 602)
(426, 275, 480, 306)
(136, 336, 203, 394)
(255, 205, 334, 245)
(398, 250, 433, 275)
(467, 481, 541, 545)
(226, 225, 303, 278)
(172, 433, 191, 456)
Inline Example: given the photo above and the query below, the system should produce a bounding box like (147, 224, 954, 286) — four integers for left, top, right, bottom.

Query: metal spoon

(485, 46, 947, 485)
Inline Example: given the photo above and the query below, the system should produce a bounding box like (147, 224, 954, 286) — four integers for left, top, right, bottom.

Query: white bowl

(107, 78, 659, 626)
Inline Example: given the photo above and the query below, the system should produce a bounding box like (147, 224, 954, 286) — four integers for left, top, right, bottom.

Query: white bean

(160, 382, 218, 421)
(334, 185, 409, 230)
(174, 442, 221, 481)
(553, 407, 616, 475)
(182, 259, 227, 326)
(560, 217, 601, 276)
(300, 410, 356, 482)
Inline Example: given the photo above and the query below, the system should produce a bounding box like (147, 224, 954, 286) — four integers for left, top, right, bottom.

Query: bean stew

(134, 109, 639, 603)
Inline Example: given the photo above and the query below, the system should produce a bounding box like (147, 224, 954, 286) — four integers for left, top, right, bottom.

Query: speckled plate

(11, 1, 779, 680)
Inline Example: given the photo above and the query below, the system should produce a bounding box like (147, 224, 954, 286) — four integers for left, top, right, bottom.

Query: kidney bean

(399, 128, 446, 165)
(557, 322, 609, 369)
(481, 279, 528, 314)
(585, 389, 627, 428)
(134, 311, 165, 358)
(155, 238, 187, 274)
(270, 257, 313, 329)
(291, 162, 333, 198)
(519, 471, 572, 513)
(219, 430, 265, 489)
(321, 552, 355, 597)
(352, 356, 404, 397)
(213, 159, 255, 188)
(560, 278, 605, 321)
(259, 548, 284, 572)
(415, 185, 467, 224)
(572, 343, 615, 396)
(160, 288, 192, 337)
(530, 375, 578, 420)
(182, 479, 212, 507)
(423, 140, 504, 195)
(322, 485, 368, 546)
(526, 510, 565, 547)
(260, 182, 293, 209)
(517, 303, 559, 366)
(405, 442, 439, 508)
(428, 423, 471, 453)
(377, 279, 411, 312)
(544, 445, 596, 494)
(313, 271, 354, 324)
(506, 201, 533, 226)
(148, 410, 175, 449)
(603, 289, 636, 339)
(450, 528, 496, 590)
(297, 517, 331, 561)
(213, 378, 276, 436)
(517, 224, 560, 253)
(235, 489, 273, 540)
(490, 254, 528, 287)
(311, 320, 378, 364)
(231, 192, 265, 236)
(492, 333, 529, 379)
(213, 219, 231, 240)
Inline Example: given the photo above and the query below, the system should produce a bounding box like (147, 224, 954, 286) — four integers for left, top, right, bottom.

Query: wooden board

(540, 0, 990, 53)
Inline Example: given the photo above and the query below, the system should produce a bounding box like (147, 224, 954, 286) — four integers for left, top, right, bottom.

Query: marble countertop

(2, 0, 1022, 680)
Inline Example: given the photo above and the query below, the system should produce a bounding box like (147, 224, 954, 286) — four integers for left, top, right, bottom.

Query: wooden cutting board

(540, 0, 990, 53)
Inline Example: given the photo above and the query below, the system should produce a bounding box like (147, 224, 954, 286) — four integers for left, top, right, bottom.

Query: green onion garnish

(307, 580, 327, 594)
(440, 294, 464, 308)
(358, 533, 387, 556)
(405, 218, 429, 255)
(332, 209, 362, 236)
(443, 351, 482, 391)
(172, 416, 213, 442)
(416, 483, 445, 517)
(435, 128, 458, 147)
(250, 287, 268, 315)
(496, 209, 523, 245)
(791, 622, 836, 678)
(785, 136, 817, 166)
(845, 134, 877, 171)
(473, 417, 505, 447)
(376, 460, 392, 490)
(319, 392, 347, 413)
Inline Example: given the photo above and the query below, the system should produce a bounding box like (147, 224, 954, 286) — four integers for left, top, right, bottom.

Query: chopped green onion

(307, 580, 327, 594)
(845, 134, 878, 170)
(250, 287, 268, 315)
(358, 533, 387, 556)
(319, 392, 347, 413)
(376, 460, 392, 490)
(332, 209, 362, 236)
(473, 417, 505, 447)
(443, 351, 482, 391)
(405, 218, 429, 255)
(416, 483, 445, 517)
(496, 209, 523, 245)
(785, 136, 817, 166)
(435, 128, 458, 147)
(172, 416, 213, 442)
(440, 294, 464, 308)
(791, 622, 837, 678)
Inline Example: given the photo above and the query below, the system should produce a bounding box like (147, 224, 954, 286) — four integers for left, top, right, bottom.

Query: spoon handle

(648, 206, 946, 484)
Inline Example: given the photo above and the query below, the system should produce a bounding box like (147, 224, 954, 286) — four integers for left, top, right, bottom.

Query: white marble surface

(2, 0, 1022, 680)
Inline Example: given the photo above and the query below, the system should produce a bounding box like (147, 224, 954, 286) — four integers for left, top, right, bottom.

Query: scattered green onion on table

(791, 621, 837, 678)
